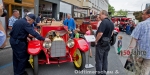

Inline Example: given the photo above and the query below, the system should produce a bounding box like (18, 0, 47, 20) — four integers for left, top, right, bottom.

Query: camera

(1, 8, 7, 17)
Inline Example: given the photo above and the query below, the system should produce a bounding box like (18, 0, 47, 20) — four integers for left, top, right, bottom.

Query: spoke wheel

(73, 49, 86, 70)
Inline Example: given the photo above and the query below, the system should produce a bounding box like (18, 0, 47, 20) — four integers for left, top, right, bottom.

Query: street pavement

(0, 32, 145, 75)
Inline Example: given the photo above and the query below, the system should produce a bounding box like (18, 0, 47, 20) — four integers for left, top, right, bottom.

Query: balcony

(82, 2, 92, 9)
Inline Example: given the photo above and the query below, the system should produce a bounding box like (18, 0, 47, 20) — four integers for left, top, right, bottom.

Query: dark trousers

(10, 38, 29, 75)
(95, 44, 110, 75)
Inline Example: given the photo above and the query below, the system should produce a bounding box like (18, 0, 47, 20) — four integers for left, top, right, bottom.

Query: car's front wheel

(33, 55, 38, 75)
(73, 49, 86, 70)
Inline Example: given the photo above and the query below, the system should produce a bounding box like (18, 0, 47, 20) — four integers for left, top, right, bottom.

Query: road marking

(0, 62, 13, 70)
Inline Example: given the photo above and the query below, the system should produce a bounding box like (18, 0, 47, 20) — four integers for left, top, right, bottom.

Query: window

(14, 0, 22, 3)
(78, 13, 81, 17)
(74, 12, 78, 17)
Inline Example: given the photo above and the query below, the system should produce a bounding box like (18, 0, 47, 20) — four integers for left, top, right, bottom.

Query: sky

(109, 0, 150, 11)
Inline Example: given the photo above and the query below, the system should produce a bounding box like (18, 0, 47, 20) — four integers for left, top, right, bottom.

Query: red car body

(76, 16, 119, 46)
(111, 17, 131, 31)
(79, 19, 120, 34)
(27, 25, 89, 75)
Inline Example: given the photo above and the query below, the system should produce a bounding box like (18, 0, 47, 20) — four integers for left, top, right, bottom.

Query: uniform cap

(28, 14, 36, 20)
(27, 12, 32, 15)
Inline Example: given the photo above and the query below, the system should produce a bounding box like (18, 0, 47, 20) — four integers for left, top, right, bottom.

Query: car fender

(70, 38, 89, 56)
(28, 40, 42, 55)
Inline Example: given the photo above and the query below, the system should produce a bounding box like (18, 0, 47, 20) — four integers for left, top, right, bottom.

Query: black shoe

(22, 71, 28, 75)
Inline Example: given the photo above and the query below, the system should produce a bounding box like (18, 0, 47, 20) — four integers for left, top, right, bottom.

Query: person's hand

(27, 37, 31, 42)
(95, 41, 97, 45)
(68, 30, 72, 34)
(28, 34, 34, 38)
(44, 38, 51, 42)
(127, 58, 131, 61)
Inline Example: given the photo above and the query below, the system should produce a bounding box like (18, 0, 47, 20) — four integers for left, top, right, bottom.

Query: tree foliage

(108, 4, 115, 16)
(114, 9, 128, 16)
(133, 11, 142, 22)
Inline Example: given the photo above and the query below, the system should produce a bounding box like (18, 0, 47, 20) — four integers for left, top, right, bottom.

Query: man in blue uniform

(9, 14, 50, 75)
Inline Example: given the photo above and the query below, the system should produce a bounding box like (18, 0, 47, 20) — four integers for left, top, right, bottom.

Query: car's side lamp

(67, 39, 75, 48)
(43, 41, 51, 49)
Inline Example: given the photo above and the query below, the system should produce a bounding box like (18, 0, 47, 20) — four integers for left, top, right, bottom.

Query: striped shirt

(131, 18, 150, 59)
(8, 16, 18, 27)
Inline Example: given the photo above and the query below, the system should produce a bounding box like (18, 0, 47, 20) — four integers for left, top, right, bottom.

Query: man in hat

(9, 14, 51, 75)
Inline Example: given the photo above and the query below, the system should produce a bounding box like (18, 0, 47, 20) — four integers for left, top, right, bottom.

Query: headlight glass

(67, 39, 75, 48)
(43, 41, 51, 49)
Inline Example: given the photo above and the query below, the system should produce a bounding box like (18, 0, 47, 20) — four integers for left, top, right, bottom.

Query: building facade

(34, 0, 61, 20)
(3, 0, 35, 36)
(145, 3, 150, 9)
(60, 0, 109, 19)
(127, 11, 139, 24)
(60, 0, 92, 19)
(89, 0, 109, 15)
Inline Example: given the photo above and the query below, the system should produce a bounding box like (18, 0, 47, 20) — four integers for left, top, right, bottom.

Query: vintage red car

(111, 17, 131, 31)
(28, 23, 89, 75)
(75, 16, 119, 46)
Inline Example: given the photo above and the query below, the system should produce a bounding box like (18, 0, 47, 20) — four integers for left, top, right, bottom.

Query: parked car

(28, 22, 89, 75)
(111, 17, 131, 32)
(75, 16, 119, 46)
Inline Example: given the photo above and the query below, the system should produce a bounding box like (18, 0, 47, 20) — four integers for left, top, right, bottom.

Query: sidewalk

(88, 46, 127, 75)
(2, 37, 11, 49)
(115, 32, 147, 75)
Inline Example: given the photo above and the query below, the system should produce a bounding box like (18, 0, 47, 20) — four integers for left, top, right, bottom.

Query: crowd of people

(125, 21, 136, 35)
(1, 2, 150, 75)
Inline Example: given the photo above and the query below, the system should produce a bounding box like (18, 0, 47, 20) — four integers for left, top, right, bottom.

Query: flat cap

(28, 14, 36, 20)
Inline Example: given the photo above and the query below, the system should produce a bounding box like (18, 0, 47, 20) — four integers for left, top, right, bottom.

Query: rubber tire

(110, 35, 116, 46)
(73, 50, 86, 70)
(33, 55, 38, 75)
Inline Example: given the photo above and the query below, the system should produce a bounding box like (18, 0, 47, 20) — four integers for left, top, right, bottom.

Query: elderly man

(63, 14, 76, 39)
(0, 4, 6, 48)
(95, 10, 114, 75)
(8, 10, 20, 30)
(128, 8, 150, 75)
(9, 14, 50, 75)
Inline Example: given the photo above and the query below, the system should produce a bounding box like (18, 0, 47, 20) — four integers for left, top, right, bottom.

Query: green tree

(108, 4, 115, 16)
(115, 9, 128, 16)
(133, 11, 142, 22)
